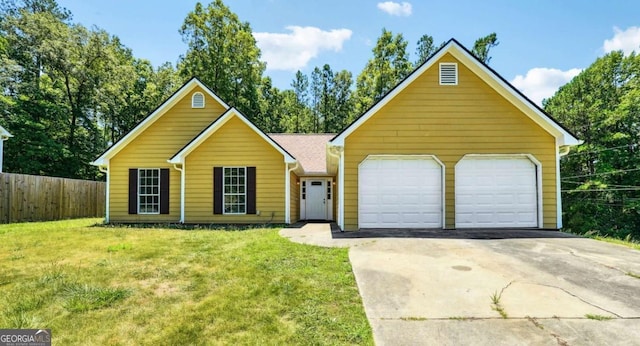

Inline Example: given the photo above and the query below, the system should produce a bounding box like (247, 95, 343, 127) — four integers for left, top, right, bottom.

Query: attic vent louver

(439, 63, 458, 85)
(192, 92, 205, 108)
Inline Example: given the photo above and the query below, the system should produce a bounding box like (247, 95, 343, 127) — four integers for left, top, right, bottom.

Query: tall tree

(258, 76, 285, 133)
(289, 70, 311, 133)
(331, 70, 354, 131)
(178, 0, 265, 118)
(545, 50, 640, 241)
(353, 28, 412, 114)
(415, 34, 445, 66)
(471, 33, 499, 64)
(0, 0, 178, 179)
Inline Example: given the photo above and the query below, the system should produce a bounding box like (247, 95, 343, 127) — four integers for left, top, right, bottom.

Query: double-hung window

(138, 168, 160, 214)
(224, 167, 246, 214)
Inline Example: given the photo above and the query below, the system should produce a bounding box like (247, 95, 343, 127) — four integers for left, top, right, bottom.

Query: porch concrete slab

(278, 223, 373, 248)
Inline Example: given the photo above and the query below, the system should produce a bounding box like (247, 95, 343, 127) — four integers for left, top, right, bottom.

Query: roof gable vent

(439, 63, 458, 85)
(192, 92, 205, 108)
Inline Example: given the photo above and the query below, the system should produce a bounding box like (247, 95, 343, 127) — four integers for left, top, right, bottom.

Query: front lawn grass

(0, 219, 372, 345)
(592, 235, 640, 251)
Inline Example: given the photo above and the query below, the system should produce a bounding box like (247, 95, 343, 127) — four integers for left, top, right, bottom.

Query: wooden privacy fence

(0, 173, 105, 223)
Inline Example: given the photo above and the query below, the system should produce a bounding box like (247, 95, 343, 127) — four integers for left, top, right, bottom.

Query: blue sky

(56, 0, 640, 105)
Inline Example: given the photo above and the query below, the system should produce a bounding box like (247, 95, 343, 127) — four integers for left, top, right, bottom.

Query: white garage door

(359, 156, 442, 228)
(455, 156, 538, 228)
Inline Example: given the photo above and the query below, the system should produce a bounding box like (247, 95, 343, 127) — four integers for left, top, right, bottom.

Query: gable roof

(0, 125, 12, 139)
(91, 77, 230, 166)
(330, 38, 581, 147)
(269, 134, 334, 174)
(168, 108, 296, 164)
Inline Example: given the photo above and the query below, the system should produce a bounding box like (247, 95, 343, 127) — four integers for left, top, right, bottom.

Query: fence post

(0, 173, 105, 223)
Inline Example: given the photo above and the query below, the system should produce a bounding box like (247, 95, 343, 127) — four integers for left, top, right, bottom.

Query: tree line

(0, 0, 498, 180)
(6, 0, 633, 240)
(545, 50, 640, 241)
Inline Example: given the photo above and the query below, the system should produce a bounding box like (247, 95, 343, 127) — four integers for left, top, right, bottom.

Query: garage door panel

(456, 157, 538, 228)
(359, 157, 442, 228)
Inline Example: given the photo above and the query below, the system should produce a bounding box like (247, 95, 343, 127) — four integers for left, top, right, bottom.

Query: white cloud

(377, 1, 412, 16)
(603, 26, 640, 55)
(511, 67, 582, 106)
(254, 26, 352, 71)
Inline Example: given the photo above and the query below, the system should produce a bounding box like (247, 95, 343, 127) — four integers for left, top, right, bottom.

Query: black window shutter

(160, 168, 170, 214)
(213, 167, 223, 214)
(128, 169, 138, 214)
(247, 167, 256, 214)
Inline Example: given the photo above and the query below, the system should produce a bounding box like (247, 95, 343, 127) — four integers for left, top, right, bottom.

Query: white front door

(306, 180, 327, 220)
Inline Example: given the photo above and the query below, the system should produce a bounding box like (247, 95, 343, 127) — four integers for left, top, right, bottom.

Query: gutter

(98, 165, 110, 223)
(558, 145, 572, 157)
(327, 145, 344, 231)
(285, 161, 299, 224)
(171, 162, 185, 223)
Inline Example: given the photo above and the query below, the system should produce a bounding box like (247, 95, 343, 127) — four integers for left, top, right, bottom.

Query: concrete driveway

(280, 224, 640, 345)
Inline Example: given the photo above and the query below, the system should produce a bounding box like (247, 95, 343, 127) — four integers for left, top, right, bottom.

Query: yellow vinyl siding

(290, 172, 299, 222)
(184, 116, 286, 223)
(109, 86, 226, 222)
(343, 53, 557, 230)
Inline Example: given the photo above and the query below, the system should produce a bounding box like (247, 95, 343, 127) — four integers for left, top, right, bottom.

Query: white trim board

(91, 78, 229, 167)
(168, 108, 295, 164)
(330, 39, 580, 147)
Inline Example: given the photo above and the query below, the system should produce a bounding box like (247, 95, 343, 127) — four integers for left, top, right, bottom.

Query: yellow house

(91, 39, 580, 230)
(328, 39, 580, 231)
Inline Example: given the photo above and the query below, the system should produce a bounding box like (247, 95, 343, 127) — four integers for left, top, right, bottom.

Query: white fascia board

(0, 125, 13, 139)
(331, 40, 580, 147)
(447, 47, 581, 146)
(91, 78, 230, 166)
(331, 41, 457, 146)
(168, 108, 296, 164)
(168, 108, 234, 164)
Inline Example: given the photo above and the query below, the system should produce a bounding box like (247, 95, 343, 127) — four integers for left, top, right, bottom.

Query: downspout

(285, 162, 299, 224)
(98, 164, 109, 223)
(327, 145, 344, 231)
(0, 132, 12, 173)
(0, 136, 5, 173)
(556, 144, 572, 229)
(558, 145, 572, 157)
(173, 163, 185, 223)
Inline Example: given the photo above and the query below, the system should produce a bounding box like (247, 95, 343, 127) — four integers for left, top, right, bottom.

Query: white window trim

(192, 92, 205, 108)
(439, 62, 458, 85)
(223, 166, 247, 215)
(138, 168, 161, 215)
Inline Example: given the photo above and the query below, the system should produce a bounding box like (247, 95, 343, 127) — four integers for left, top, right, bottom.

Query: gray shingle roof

(269, 134, 334, 174)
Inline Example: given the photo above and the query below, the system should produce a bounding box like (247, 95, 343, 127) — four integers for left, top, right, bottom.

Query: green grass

(490, 290, 508, 319)
(627, 272, 640, 279)
(585, 314, 613, 321)
(0, 219, 373, 345)
(400, 316, 427, 321)
(592, 236, 640, 250)
(574, 230, 640, 250)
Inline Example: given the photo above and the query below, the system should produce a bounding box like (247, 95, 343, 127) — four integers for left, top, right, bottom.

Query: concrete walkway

(279, 223, 640, 345)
